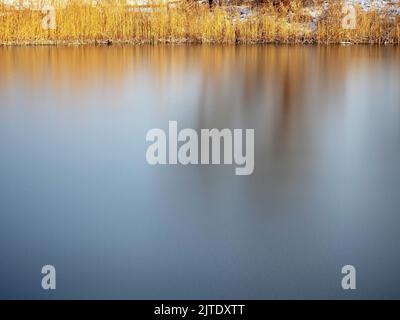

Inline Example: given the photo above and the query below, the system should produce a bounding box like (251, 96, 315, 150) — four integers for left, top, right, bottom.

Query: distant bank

(0, 1, 399, 45)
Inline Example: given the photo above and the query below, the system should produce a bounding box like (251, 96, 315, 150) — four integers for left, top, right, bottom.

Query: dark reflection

(0, 45, 400, 299)
(2, 45, 398, 140)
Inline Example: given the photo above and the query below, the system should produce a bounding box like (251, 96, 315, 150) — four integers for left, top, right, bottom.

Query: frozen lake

(0, 45, 400, 299)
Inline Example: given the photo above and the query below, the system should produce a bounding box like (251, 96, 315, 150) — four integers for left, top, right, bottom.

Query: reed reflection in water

(0, 45, 400, 299)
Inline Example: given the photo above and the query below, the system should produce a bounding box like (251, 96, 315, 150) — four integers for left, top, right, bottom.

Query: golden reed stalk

(0, 0, 399, 45)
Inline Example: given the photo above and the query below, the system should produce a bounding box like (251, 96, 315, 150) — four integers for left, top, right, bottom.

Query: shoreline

(1, 40, 400, 46)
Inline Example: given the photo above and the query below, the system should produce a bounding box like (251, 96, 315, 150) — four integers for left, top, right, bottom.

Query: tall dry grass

(0, 0, 399, 45)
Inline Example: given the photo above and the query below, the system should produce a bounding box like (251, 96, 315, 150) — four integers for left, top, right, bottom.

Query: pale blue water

(0, 45, 399, 299)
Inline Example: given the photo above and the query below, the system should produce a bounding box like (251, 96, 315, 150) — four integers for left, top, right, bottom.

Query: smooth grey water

(0, 45, 399, 299)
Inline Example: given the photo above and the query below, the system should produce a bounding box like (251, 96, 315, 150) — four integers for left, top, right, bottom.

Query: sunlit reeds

(0, 0, 399, 45)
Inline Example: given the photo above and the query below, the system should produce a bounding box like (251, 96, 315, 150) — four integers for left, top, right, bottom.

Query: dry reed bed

(0, 1, 399, 45)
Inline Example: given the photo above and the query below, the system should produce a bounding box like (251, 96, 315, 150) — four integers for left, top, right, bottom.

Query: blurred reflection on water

(0, 45, 399, 299)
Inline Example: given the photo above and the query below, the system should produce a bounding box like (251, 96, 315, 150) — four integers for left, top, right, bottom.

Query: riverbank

(1, 1, 400, 45)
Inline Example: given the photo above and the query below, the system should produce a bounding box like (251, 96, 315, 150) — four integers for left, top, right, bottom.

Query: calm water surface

(0, 45, 399, 299)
